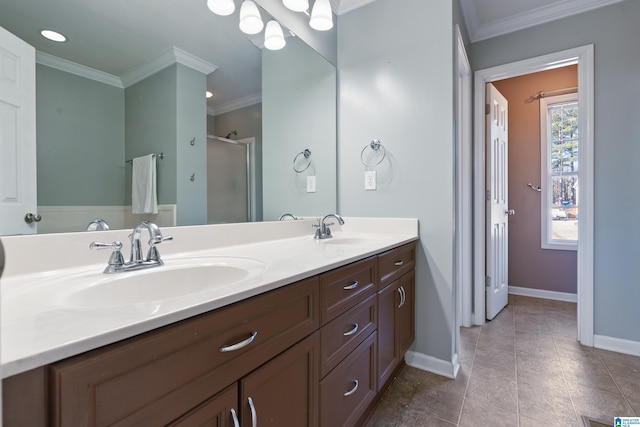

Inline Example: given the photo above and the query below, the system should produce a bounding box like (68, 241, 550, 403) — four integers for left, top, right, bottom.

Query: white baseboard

(405, 350, 460, 379)
(594, 334, 640, 357)
(509, 285, 577, 303)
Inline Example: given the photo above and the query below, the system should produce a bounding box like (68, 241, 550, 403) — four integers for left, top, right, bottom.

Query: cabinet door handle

(230, 408, 240, 427)
(219, 331, 258, 353)
(394, 260, 404, 266)
(343, 281, 359, 290)
(344, 323, 359, 336)
(398, 286, 406, 308)
(248, 397, 257, 427)
(344, 379, 359, 396)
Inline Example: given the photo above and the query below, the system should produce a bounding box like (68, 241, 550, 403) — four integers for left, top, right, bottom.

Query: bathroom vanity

(1, 218, 417, 426)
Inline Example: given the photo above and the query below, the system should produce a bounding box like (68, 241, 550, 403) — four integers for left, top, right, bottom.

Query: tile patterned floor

(367, 295, 640, 426)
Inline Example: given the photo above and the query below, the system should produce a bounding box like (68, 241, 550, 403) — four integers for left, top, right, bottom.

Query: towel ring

(293, 149, 312, 173)
(360, 139, 386, 167)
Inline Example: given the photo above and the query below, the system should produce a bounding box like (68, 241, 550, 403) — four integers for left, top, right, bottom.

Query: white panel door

(486, 83, 510, 320)
(0, 26, 37, 235)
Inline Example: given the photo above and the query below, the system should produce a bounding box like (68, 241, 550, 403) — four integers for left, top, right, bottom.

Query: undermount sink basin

(54, 257, 265, 308)
(321, 237, 372, 246)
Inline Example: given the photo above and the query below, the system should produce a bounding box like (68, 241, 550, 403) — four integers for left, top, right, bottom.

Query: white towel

(132, 154, 158, 214)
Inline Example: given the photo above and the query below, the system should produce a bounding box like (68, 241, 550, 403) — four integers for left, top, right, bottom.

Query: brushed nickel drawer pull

(344, 379, 359, 396)
(231, 408, 240, 427)
(219, 331, 258, 353)
(397, 287, 406, 308)
(344, 323, 359, 336)
(248, 397, 257, 427)
(343, 281, 359, 290)
(394, 260, 404, 266)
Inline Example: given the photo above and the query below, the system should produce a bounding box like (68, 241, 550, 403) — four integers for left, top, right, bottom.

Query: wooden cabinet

(3, 241, 417, 427)
(376, 243, 416, 390)
(49, 277, 319, 427)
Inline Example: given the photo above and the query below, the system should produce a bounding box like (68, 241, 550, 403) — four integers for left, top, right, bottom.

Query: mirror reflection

(0, 0, 336, 235)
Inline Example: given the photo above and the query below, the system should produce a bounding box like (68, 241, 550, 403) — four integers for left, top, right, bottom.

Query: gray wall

(262, 36, 337, 221)
(125, 66, 178, 206)
(36, 64, 125, 205)
(125, 64, 208, 226)
(469, 0, 640, 343)
(338, 0, 456, 363)
(176, 64, 208, 226)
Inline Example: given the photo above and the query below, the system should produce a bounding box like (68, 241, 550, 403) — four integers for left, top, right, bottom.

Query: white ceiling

(459, 0, 626, 42)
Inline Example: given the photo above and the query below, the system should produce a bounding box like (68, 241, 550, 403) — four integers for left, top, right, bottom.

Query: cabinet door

(377, 279, 401, 389)
(169, 384, 238, 427)
(398, 272, 415, 356)
(240, 332, 319, 427)
(377, 271, 415, 389)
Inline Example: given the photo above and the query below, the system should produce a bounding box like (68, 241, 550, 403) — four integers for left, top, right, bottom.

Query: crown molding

(463, 0, 625, 42)
(330, 0, 376, 15)
(207, 92, 262, 116)
(121, 47, 218, 88)
(35, 51, 124, 88)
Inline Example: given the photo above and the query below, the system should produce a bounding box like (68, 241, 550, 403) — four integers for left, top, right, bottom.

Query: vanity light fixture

(40, 29, 67, 42)
(207, 0, 235, 16)
(264, 20, 286, 50)
(283, 0, 309, 13)
(239, 0, 264, 35)
(309, 0, 333, 31)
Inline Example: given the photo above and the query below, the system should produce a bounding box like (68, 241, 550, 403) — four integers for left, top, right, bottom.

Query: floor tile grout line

(597, 349, 639, 417)
(457, 323, 481, 426)
(545, 304, 584, 424)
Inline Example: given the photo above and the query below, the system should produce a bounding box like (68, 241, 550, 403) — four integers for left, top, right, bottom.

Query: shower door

(206, 136, 255, 224)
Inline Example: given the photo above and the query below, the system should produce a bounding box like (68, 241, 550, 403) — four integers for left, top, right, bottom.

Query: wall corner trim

(594, 335, 640, 357)
(405, 351, 460, 379)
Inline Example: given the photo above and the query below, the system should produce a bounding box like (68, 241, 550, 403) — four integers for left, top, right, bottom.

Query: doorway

(470, 45, 594, 346)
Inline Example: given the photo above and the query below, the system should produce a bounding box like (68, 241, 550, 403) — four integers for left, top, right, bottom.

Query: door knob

(505, 209, 515, 216)
(24, 213, 42, 224)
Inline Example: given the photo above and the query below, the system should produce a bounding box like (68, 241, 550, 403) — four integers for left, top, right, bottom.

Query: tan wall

(493, 65, 578, 295)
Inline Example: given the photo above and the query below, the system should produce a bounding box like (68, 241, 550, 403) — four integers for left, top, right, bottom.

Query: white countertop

(1, 217, 418, 378)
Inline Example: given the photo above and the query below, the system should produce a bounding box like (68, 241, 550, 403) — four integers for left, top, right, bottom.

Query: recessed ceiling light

(206, 90, 215, 99)
(41, 30, 67, 42)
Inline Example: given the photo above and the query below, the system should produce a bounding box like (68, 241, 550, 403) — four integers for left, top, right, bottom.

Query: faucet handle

(90, 241, 125, 272)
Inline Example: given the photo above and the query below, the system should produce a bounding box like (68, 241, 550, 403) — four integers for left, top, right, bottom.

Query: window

(540, 93, 578, 250)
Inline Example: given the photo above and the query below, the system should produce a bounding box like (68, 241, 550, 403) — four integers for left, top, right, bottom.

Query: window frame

(540, 93, 579, 251)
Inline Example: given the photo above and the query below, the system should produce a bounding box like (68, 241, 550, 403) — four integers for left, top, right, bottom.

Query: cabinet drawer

(320, 294, 376, 378)
(320, 257, 376, 325)
(50, 277, 320, 427)
(319, 332, 377, 427)
(377, 242, 416, 289)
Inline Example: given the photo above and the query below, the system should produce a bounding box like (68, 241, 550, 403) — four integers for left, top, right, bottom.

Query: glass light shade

(264, 20, 286, 50)
(283, 0, 309, 12)
(207, 0, 235, 16)
(239, 1, 264, 34)
(309, 0, 333, 31)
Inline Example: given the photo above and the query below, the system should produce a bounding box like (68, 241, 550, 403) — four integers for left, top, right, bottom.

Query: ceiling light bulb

(239, 1, 264, 35)
(264, 20, 286, 50)
(207, 0, 236, 16)
(283, 0, 309, 12)
(309, 0, 333, 31)
(40, 29, 67, 42)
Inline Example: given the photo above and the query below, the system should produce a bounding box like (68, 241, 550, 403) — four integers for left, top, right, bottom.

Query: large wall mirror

(0, 0, 336, 235)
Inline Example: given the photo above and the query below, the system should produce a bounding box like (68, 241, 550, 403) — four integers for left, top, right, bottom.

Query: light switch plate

(307, 176, 316, 193)
(365, 170, 377, 190)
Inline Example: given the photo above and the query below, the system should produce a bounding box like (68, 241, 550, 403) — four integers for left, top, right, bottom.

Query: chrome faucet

(86, 218, 110, 231)
(314, 214, 345, 239)
(90, 221, 172, 273)
(279, 213, 299, 221)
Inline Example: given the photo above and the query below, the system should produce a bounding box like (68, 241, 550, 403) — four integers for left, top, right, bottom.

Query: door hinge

(485, 276, 491, 287)
(485, 103, 490, 115)
(486, 190, 491, 201)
